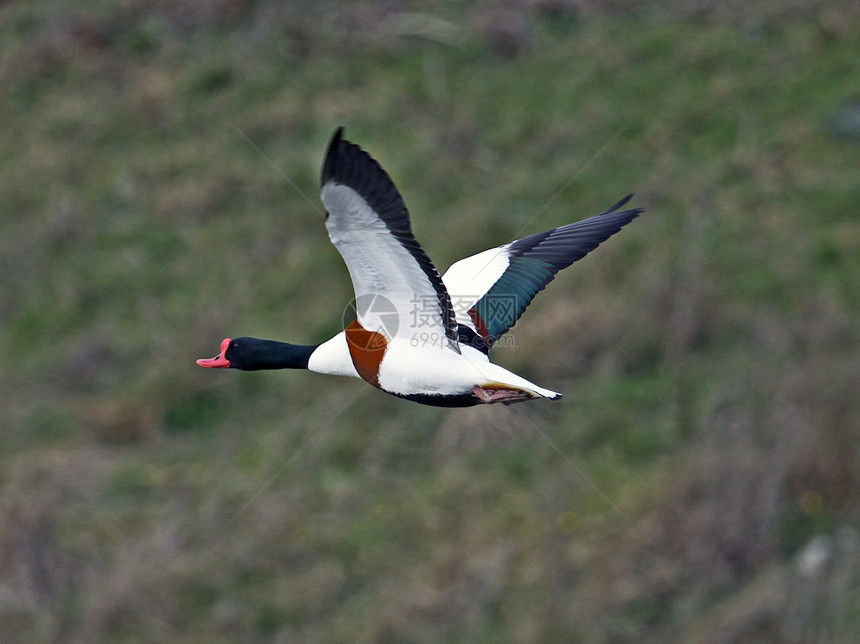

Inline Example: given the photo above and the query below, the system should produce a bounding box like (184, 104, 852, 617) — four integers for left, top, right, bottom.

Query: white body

(307, 326, 560, 401)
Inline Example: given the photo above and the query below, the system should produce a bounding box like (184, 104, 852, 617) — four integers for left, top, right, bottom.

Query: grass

(1, 0, 859, 641)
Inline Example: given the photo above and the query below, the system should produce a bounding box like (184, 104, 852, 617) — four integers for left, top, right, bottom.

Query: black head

(197, 337, 316, 371)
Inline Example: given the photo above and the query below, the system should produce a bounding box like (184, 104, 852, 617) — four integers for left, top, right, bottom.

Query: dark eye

(324, 211, 330, 221)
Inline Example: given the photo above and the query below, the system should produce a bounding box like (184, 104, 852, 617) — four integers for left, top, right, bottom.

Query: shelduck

(198, 128, 642, 406)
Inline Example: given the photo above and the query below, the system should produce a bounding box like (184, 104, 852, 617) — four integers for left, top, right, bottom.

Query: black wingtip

(606, 193, 633, 213)
(321, 126, 346, 187)
(599, 194, 645, 222)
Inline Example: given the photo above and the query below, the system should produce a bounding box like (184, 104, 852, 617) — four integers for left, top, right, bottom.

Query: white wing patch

(442, 247, 510, 328)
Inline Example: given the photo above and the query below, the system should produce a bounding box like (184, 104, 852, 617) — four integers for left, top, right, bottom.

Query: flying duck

(198, 128, 642, 406)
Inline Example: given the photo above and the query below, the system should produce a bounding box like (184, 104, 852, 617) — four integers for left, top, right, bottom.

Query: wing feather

(443, 195, 642, 351)
(321, 128, 460, 352)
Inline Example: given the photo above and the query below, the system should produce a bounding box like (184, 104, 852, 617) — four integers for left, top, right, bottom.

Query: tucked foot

(472, 385, 538, 405)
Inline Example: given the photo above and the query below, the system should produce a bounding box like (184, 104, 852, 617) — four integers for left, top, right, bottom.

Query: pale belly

(308, 333, 561, 403)
(376, 341, 491, 397)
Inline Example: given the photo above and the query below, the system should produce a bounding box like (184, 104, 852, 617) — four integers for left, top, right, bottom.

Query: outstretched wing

(443, 195, 642, 351)
(320, 128, 459, 353)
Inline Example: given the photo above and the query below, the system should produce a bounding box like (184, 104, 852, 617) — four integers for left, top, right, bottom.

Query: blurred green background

(2, 0, 859, 641)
